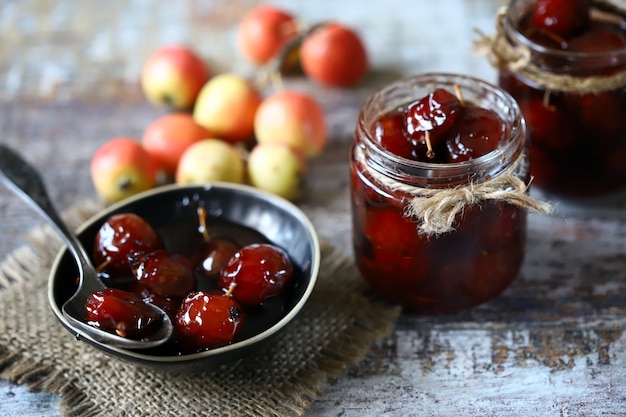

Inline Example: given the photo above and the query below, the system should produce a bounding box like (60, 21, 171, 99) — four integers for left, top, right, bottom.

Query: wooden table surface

(2, 1, 626, 416)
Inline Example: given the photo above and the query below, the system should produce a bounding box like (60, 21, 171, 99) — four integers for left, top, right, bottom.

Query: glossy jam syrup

(498, 0, 626, 198)
(351, 74, 530, 314)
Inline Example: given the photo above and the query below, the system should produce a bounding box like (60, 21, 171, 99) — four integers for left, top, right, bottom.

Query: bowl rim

(47, 182, 321, 363)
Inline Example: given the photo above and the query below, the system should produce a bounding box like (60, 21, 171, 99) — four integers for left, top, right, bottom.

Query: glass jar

(494, 0, 626, 198)
(350, 73, 550, 314)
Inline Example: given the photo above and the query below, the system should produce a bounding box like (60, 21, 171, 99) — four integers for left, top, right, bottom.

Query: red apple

(254, 91, 327, 158)
(237, 5, 298, 65)
(193, 73, 262, 143)
(141, 45, 210, 111)
(142, 113, 212, 178)
(247, 143, 307, 200)
(175, 139, 245, 184)
(90, 137, 158, 202)
(300, 22, 368, 87)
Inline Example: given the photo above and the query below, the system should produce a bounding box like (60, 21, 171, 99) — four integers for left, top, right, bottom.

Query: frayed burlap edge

(0, 201, 401, 417)
(0, 202, 103, 416)
(0, 349, 98, 416)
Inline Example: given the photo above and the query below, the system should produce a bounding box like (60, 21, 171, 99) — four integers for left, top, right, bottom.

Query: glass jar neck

(355, 73, 527, 189)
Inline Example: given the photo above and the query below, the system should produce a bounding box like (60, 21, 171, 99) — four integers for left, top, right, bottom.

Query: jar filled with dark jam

(350, 73, 552, 314)
(491, 0, 626, 198)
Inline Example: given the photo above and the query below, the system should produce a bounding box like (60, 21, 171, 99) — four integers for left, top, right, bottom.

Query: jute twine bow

(355, 147, 553, 236)
(473, 2, 626, 95)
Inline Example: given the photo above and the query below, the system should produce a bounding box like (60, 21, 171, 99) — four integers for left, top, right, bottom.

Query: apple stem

(522, 25, 566, 48)
(95, 258, 112, 274)
(116, 322, 128, 338)
(425, 130, 435, 159)
(541, 29, 567, 48)
(454, 84, 465, 107)
(197, 206, 211, 243)
(234, 143, 250, 162)
(542, 90, 554, 109)
(261, 20, 330, 95)
(281, 18, 302, 38)
(269, 69, 285, 93)
(224, 282, 236, 297)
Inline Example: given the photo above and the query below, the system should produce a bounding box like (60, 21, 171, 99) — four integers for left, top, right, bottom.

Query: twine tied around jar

(473, 2, 626, 95)
(355, 146, 553, 236)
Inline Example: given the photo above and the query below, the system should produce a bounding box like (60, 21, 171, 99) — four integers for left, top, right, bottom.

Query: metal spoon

(0, 144, 172, 349)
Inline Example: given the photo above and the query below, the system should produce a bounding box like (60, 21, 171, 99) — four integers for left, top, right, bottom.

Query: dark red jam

(351, 74, 532, 314)
(498, 0, 626, 198)
(87, 208, 298, 354)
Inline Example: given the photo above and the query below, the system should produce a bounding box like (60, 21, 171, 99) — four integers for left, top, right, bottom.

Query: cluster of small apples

(90, 5, 368, 204)
(237, 5, 369, 88)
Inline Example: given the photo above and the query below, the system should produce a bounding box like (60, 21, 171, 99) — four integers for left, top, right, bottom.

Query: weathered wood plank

(2, 0, 626, 416)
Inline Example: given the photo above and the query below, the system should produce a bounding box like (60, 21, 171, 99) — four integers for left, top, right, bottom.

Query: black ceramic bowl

(48, 183, 320, 372)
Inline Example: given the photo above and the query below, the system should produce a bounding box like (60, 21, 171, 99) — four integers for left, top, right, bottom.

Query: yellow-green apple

(90, 137, 158, 202)
(247, 142, 307, 200)
(237, 5, 298, 65)
(141, 44, 210, 111)
(142, 113, 212, 178)
(175, 139, 245, 184)
(300, 22, 368, 87)
(254, 90, 327, 158)
(193, 73, 262, 143)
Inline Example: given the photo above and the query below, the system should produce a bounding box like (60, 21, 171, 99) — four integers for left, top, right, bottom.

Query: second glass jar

(497, 0, 626, 198)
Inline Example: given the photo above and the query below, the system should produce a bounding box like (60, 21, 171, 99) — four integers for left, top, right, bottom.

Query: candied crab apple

(199, 239, 240, 279)
(219, 243, 294, 306)
(93, 213, 162, 276)
(531, 0, 590, 39)
(373, 110, 420, 159)
(175, 291, 244, 352)
(406, 88, 463, 159)
(406, 88, 461, 139)
(195, 206, 241, 280)
(129, 249, 195, 298)
(446, 105, 504, 162)
(85, 288, 164, 339)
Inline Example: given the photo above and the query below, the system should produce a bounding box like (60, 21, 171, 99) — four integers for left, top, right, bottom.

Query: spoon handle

(0, 144, 94, 272)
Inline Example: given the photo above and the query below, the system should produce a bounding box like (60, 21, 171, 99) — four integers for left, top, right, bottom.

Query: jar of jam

(480, 0, 626, 198)
(350, 73, 552, 314)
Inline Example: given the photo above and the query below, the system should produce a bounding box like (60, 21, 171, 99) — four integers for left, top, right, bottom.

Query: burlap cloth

(0, 202, 400, 417)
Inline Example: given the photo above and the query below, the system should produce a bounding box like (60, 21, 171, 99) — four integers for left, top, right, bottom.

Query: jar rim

(503, 0, 626, 59)
(356, 72, 526, 187)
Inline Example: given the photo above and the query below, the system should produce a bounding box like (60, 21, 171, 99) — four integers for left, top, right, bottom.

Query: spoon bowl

(0, 144, 173, 349)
